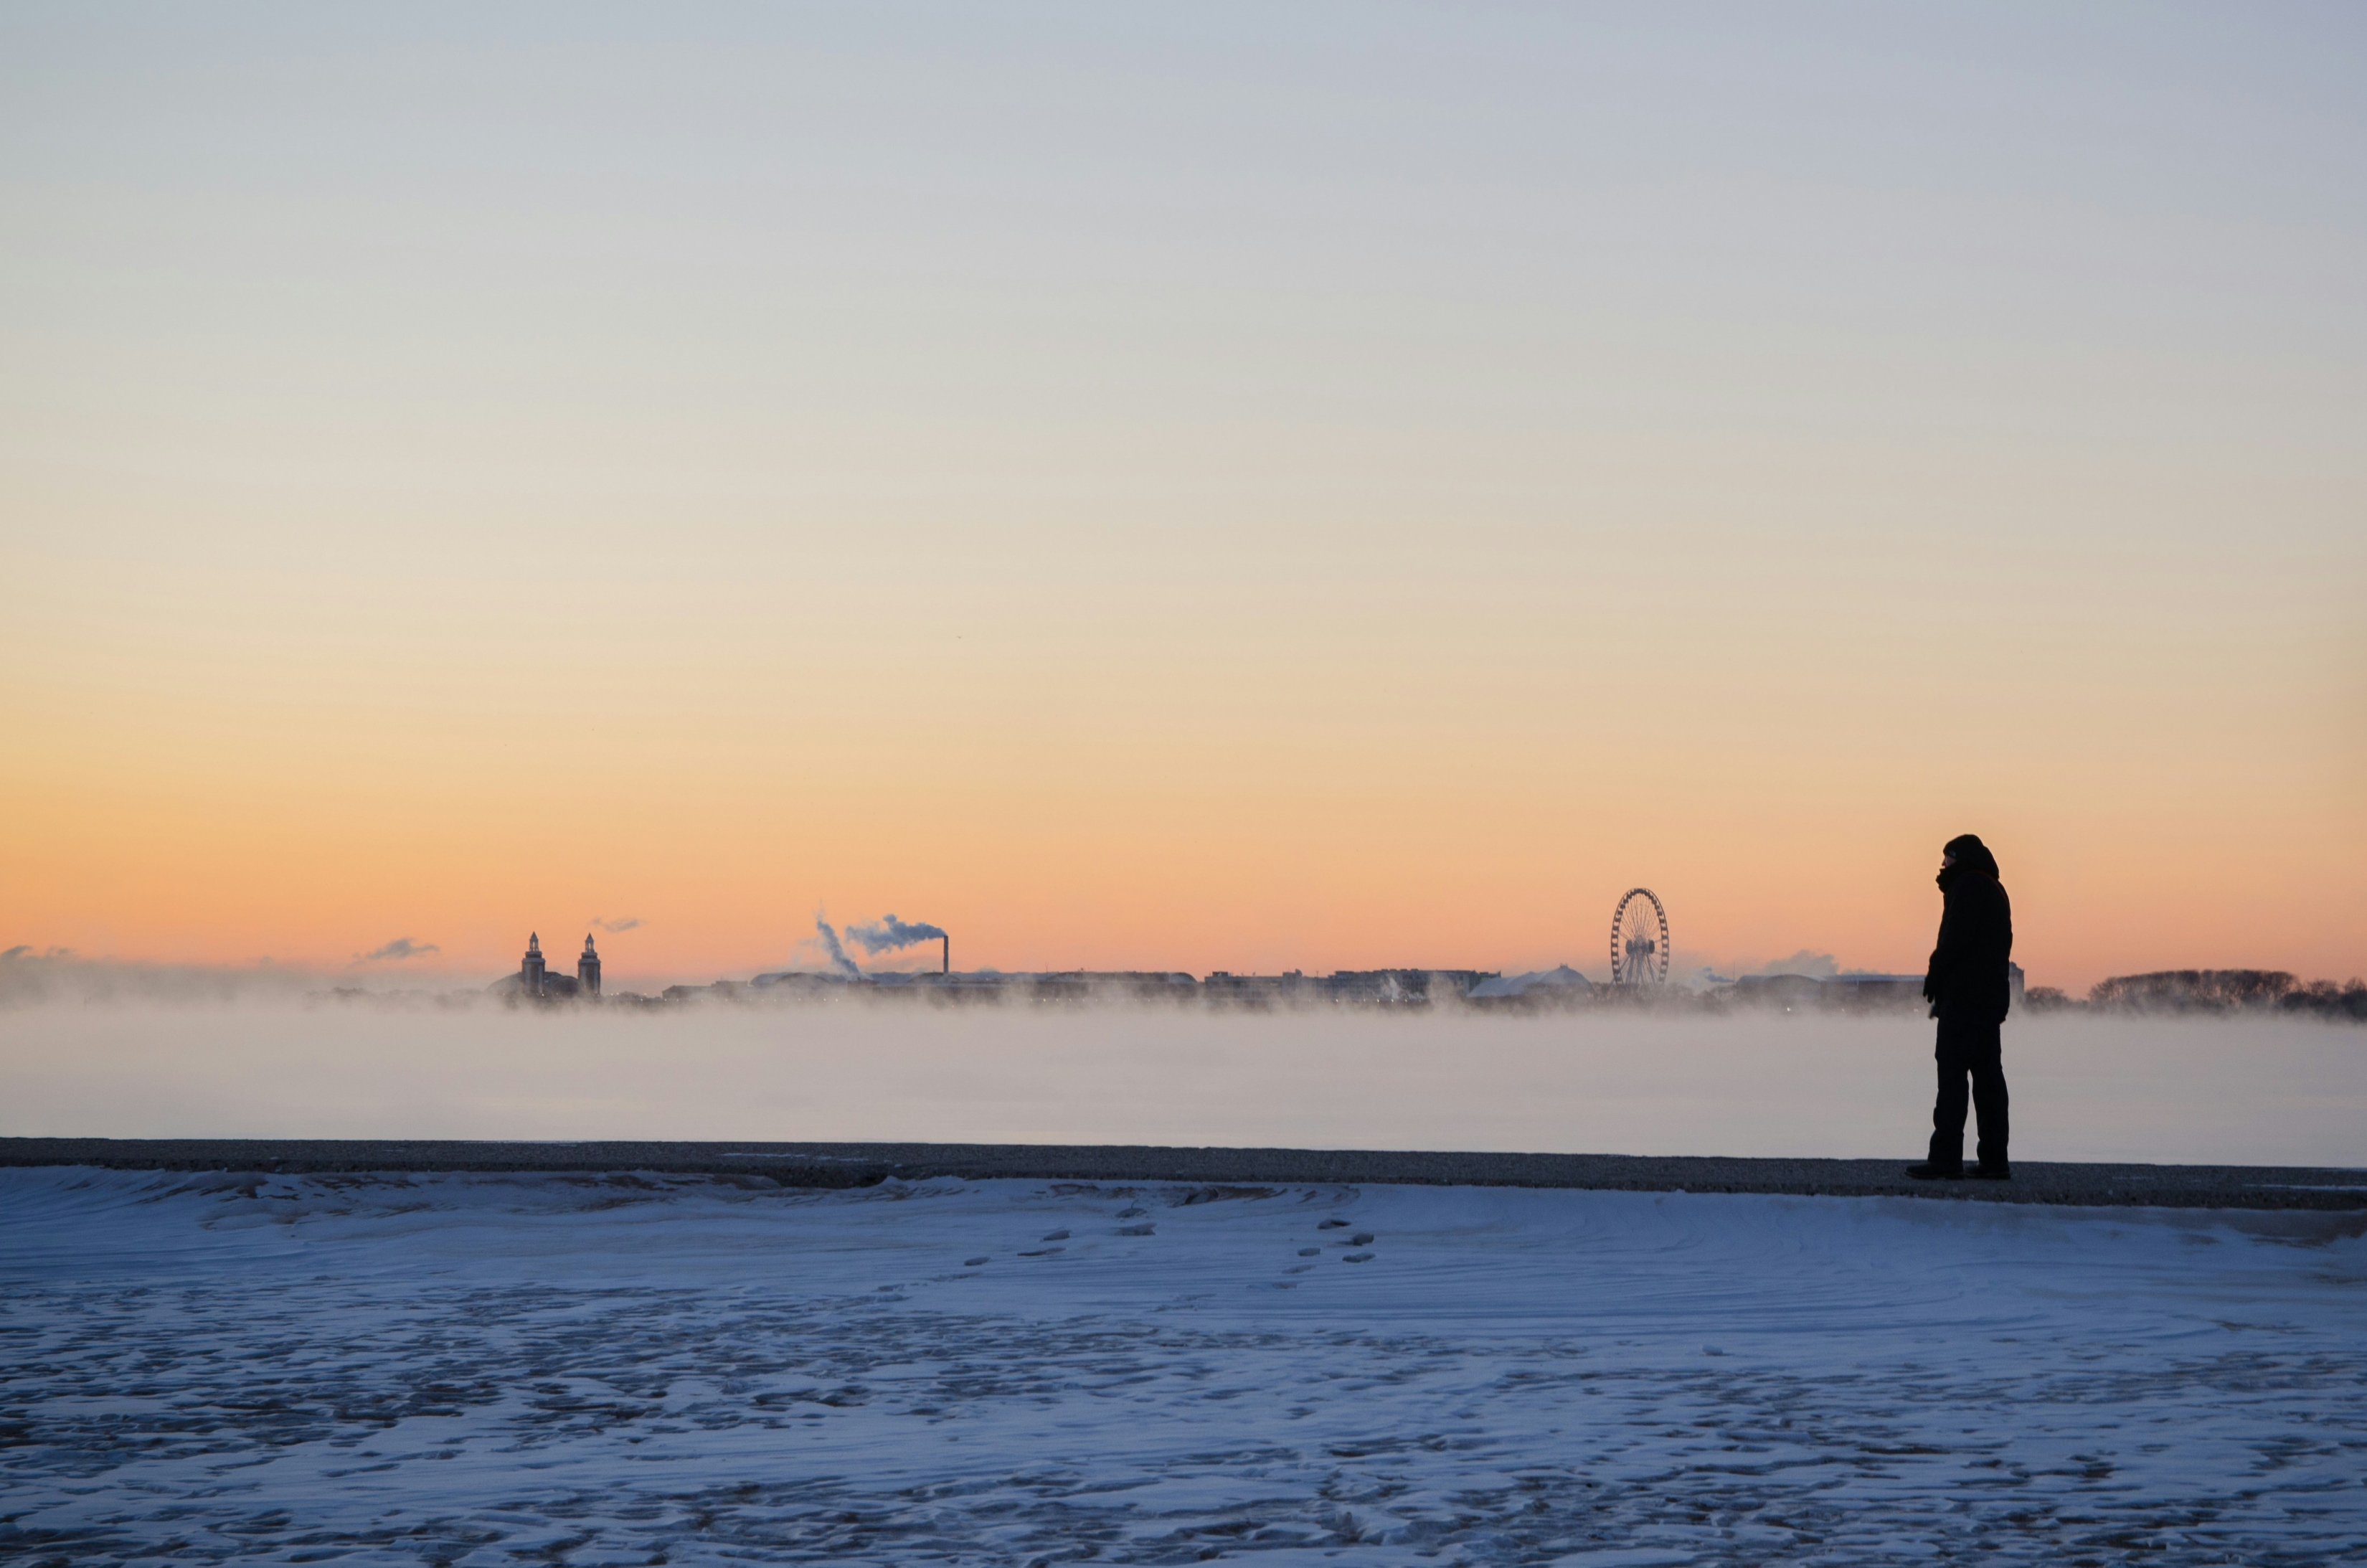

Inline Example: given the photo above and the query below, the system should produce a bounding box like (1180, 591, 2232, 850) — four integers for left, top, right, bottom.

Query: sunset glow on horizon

(4, 4, 2361, 993)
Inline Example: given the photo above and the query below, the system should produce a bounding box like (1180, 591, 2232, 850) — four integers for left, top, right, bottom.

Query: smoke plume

(590, 917, 643, 934)
(813, 915, 861, 978)
(356, 938, 439, 963)
(848, 915, 948, 955)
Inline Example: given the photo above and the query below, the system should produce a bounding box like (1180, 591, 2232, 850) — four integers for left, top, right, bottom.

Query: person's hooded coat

(1923, 835, 2013, 1024)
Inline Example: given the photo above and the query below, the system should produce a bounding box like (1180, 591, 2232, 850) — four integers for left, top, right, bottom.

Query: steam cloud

(1, 1000, 2356, 1166)
(1, 952, 317, 1008)
(848, 915, 948, 955)
(1751, 950, 1841, 978)
(813, 915, 861, 978)
(356, 938, 439, 963)
(591, 917, 643, 933)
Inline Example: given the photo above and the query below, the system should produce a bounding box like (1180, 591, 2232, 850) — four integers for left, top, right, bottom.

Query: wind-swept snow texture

(3, 1169, 2363, 1566)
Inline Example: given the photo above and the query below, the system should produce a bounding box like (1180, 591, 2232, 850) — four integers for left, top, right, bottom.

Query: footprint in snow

(1041, 1229, 1070, 1242)
(1115, 1206, 1148, 1219)
(1318, 1218, 1349, 1229)
(1116, 1224, 1155, 1237)
(1297, 1247, 1320, 1257)
(1343, 1252, 1375, 1263)
(963, 1256, 990, 1267)
(1349, 1232, 1374, 1245)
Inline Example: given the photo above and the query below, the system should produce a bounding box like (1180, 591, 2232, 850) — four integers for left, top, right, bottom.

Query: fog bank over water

(2, 1002, 2358, 1166)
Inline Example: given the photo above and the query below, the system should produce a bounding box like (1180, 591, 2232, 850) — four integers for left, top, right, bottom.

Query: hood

(1940, 833, 2000, 887)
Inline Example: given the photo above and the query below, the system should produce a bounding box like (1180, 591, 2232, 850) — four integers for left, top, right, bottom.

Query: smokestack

(942, 933, 950, 976)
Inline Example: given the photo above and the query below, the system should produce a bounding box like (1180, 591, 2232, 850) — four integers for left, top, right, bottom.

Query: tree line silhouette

(2023, 969, 2367, 1021)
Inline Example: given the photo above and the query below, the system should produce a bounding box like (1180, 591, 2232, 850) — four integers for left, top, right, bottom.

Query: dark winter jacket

(1924, 838, 2013, 1024)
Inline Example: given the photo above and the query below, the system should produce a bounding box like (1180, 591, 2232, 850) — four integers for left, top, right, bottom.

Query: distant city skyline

(3, 4, 2360, 993)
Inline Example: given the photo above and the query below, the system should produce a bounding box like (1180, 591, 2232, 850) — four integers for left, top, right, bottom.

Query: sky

(3, 3, 2362, 992)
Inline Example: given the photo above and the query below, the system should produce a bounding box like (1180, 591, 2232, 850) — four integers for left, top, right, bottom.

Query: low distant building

(1027, 971, 1199, 1001)
(1817, 973, 1925, 1009)
(1201, 970, 1313, 1004)
(1467, 965, 1592, 1004)
(1202, 969, 1500, 1006)
(746, 970, 854, 994)
(662, 979, 750, 1002)
(1323, 969, 1498, 1003)
(1728, 963, 2025, 1012)
(1727, 973, 1832, 1009)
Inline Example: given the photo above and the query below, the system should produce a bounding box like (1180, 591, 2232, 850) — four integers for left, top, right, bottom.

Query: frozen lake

(3, 1165, 2362, 1564)
(3, 1000, 2363, 1164)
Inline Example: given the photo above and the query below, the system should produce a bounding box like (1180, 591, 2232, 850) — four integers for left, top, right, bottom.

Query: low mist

(1, 997, 2358, 1166)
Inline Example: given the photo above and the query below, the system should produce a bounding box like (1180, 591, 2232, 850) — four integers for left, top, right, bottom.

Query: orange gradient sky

(4, 5, 2363, 991)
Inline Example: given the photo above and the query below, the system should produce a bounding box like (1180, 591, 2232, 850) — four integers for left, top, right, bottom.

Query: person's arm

(1924, 884, 1962, 1011)
(1988, 882, 2014, 1020)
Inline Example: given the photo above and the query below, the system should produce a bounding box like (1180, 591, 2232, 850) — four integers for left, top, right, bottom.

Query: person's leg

(1926, 1021, 1970, 1172)
(1968, 1021, 2009, 1172)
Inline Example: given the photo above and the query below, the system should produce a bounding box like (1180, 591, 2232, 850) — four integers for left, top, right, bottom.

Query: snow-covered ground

(4, 1167, 2362, 1565)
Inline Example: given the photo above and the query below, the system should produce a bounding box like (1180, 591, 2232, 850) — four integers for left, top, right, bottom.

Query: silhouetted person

(1907, 833, 2013, 1181)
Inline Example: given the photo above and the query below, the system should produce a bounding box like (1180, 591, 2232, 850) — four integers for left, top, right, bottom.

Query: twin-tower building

(501, 931, 602, 999)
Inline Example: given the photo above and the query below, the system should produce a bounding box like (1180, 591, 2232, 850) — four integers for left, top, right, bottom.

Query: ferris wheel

(1610, 887, 1670, 987)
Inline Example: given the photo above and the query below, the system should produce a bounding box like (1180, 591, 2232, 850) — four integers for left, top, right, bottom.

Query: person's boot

(1970, 1162, 2011, 1181)
(1904, 1162, 1964, 1181)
